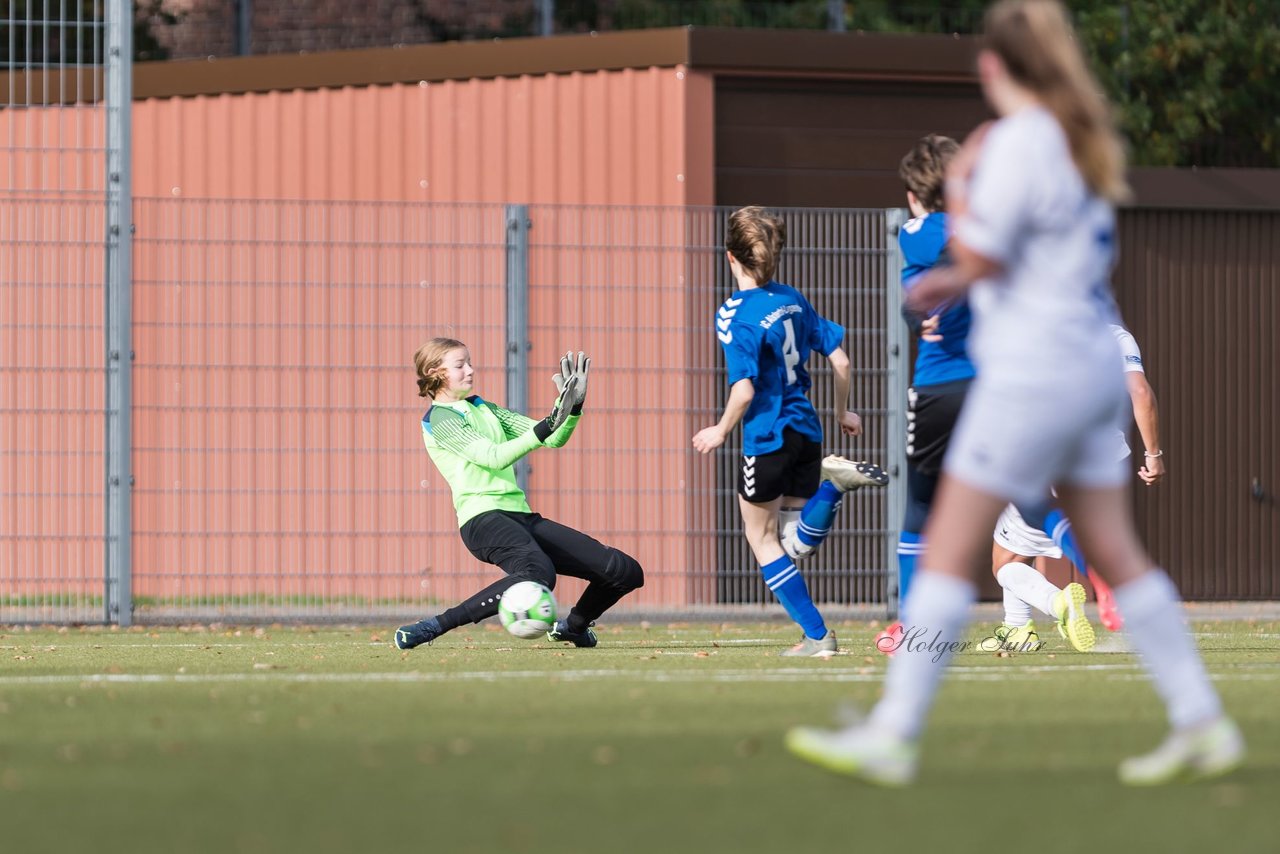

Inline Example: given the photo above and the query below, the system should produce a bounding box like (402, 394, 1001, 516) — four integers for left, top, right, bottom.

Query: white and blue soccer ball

(497, 581, 558, 639)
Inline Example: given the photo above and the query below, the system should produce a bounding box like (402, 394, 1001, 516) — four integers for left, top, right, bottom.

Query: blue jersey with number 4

(716, 281, 844, 456)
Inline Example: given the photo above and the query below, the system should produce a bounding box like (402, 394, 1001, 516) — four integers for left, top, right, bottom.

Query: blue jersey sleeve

(810, 315, 844, 356)
(900, 213, 948, 285)
(721, 322, 760, 385)
(798, 293, 843, 356)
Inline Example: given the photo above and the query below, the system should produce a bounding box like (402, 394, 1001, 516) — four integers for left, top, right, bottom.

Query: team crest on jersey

(716, 296, 743, 344)
(1125, 354, 1143, 366)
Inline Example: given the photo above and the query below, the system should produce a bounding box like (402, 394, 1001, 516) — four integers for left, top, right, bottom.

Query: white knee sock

(1115, 571, 1223, 729)
(1002, 586, 1033, 626)
(996, 562, 1059, 618)
(868, 571, 976, 740)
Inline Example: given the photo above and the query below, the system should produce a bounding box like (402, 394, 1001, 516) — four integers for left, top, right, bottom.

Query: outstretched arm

(826, 346, 862, 437)
(487, 402, 580, 449)
(431, 381, 578, 470)
(1127, 371, 1164, 485)
(429, 414, 546, 471)
(693, 378, 754, 454)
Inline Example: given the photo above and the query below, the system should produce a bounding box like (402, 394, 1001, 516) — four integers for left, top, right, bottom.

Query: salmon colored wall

(4, 65, 719, 613)
(132, 65, 712, 207)
(0, 192, 107, 605)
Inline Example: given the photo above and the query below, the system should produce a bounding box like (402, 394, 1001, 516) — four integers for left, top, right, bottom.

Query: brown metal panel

(129, 28, 692, 99)
(688, 28, 978, 80)
(1129, 168, 1280, 211)
(714, 76, 989, 208)
(1115, 210, 1280, 599)
(3, 28, 979, 104)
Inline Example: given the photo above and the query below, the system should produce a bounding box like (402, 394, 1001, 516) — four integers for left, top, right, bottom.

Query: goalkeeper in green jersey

(393, 337, 644, 650)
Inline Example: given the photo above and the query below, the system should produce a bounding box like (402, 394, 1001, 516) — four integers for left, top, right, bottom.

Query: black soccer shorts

(906, 379, 971, 478)
(737, 427, 822, 503)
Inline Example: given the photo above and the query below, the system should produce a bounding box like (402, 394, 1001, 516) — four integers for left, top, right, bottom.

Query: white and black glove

(552, 351, 591, 415)
(533, 374, 579, 442)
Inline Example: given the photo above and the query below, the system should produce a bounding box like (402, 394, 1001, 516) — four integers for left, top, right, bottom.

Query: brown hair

(413, 337, 467, 398)
(899, 135, 960, 212)
(984, 0, 1130, 203)
(726, 206, 786, 285)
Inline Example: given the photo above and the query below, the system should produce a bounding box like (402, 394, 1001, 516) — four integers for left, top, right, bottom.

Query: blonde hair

(726, 206, 786, 285)
(413, 337, 467, 399)
(899, 135, 960, 212)
(984, 0, 1130, 203)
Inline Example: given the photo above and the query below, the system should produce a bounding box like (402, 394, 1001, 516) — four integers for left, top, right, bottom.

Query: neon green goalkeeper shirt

(421, 395, 579, 527)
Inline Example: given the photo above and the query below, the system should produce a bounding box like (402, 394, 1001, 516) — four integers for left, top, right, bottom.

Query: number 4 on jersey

(782, 318, 800, 384)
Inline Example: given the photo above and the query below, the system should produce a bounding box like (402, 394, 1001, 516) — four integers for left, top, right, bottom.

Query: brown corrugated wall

(1113, 209, 1280, 598)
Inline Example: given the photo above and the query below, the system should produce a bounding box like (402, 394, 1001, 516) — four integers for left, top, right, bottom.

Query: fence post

(827, 0, 846, 32)
(506, 205, 532, 492)
(234, 0, 253, 56)
(539, 0, 554, 36)
(883, 208, 909, 619)
(104, 0, 135, 626)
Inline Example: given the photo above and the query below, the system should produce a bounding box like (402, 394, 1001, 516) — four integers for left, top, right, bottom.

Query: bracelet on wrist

(1144, 450, 1163, 458)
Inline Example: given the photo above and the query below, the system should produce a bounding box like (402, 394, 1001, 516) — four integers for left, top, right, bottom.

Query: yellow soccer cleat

(1119, 717, 1245, 786)
(978, 620, 1041, 653)
(785, 723, 919, 787)
(1052, 582, 1096, 652)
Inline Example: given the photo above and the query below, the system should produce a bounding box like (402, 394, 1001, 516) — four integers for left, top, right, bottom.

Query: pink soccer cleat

(1090, 571, 1123, 632)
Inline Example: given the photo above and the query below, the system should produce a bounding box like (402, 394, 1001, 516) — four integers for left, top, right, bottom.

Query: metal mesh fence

(129, 198, 510, 621)
(1, 1, 110, 624)
(4, 189, 900, 623)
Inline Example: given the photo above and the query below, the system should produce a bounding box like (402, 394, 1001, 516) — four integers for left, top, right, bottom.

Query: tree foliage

(1074, 1, 1280, 167)
(599, 0, 1279, 167)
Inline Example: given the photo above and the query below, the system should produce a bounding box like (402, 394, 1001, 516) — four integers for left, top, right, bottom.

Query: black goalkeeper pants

(442, 509, 645, 630)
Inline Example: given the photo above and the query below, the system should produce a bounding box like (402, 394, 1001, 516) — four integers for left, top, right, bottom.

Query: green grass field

(1, 619, 1276, 854)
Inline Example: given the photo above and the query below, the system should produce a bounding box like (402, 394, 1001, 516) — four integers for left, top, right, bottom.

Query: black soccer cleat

(547, 620, 598, 648)
(394, 617, 442, 650)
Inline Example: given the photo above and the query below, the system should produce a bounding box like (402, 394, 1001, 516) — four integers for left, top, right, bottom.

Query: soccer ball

(497, 581, 558, 639)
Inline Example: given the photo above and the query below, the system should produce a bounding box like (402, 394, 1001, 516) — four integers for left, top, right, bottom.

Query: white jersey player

(993, 323, 1167, 563)
(988, 323, 1166, 652)
(786, 0, 1241, 789)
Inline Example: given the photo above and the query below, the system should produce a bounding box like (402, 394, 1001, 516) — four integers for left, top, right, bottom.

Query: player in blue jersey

(693, 206, 888, 658)
(886, 135, 972, 650)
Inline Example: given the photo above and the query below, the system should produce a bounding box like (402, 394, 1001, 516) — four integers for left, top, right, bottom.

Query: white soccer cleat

(1118, 717, 1245, 786)
(779, 631, 838, 658)
(821, 455, 890, 493)
(785, 722, 919, 787)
